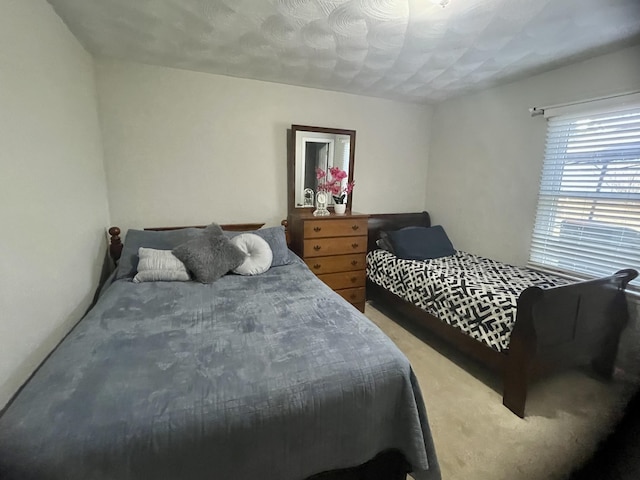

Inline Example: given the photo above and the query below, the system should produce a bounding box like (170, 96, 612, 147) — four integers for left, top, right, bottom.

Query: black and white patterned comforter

(367, 250, 569, 352)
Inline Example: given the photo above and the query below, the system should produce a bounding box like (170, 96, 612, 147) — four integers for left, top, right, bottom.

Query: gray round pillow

(230, 233, 273, 275)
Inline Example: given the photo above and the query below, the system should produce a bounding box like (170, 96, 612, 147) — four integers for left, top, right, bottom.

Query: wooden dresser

(288, 212, 369, 312)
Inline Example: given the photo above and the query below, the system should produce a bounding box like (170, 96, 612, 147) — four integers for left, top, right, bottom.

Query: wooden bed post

(502, 287, 542, 418)
(591, 322, 624, 380)
(281, 219, 290, 246)
(591, 269, 637, 378)
(108, 227, 123, 263)
(502, 338, 532, 418)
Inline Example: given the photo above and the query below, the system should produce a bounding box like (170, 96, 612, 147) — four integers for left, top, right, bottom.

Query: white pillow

(133, 247, 191, 283)
(230, 233, 273, 275)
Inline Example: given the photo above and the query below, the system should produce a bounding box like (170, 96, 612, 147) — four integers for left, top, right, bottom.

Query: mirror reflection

(290, 125, 356, 211)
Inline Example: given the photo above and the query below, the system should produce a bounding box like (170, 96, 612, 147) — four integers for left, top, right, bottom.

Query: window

(529, 98, 640, 288)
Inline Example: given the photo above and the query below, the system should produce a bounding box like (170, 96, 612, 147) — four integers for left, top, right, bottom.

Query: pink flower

(315, 167, 354, 201)
(345, 181, 355, 194)
(329, 166, 347, 180)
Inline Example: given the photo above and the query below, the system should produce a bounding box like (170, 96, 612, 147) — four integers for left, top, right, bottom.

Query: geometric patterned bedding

(366, 249, 570, 352)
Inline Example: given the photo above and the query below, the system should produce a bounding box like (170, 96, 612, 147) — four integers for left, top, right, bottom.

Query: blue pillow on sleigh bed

(388, 225, 455, 260)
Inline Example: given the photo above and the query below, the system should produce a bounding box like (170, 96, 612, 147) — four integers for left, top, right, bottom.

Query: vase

(334, 203, 346, 215)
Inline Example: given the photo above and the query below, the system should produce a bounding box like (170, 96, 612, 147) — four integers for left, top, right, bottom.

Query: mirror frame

(288, 124, 356, 214)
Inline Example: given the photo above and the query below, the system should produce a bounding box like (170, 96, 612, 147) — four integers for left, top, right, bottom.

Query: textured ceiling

(47, 0, 640, 103)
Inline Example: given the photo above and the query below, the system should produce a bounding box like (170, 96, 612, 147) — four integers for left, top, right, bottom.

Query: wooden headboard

(108, 223, 265, 263)
(367, 211, 431, 251)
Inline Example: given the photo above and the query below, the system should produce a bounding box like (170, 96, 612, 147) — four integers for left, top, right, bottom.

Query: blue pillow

(388, 225, 455, 260)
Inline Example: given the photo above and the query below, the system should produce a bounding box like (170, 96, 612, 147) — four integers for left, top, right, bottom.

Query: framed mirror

(288, 125, 356, 213)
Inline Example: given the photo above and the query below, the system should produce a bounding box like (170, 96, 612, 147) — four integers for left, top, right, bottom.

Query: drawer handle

(314, 226, 322, 232)
(351, 260, 358, 266)
(350, 293, 357, 300)
(313, 245, 322, 251)
(351, 243, 359, 249)
(350, 277, 357, 283)
(352, 225, 359, 230)
(313, 263, 321, 269)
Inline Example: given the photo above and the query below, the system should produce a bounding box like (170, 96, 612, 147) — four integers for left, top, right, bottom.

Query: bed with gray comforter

(0, 255, 440, 480)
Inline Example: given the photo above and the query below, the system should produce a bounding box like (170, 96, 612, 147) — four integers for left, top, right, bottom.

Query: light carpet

(363, 302, 635, 480)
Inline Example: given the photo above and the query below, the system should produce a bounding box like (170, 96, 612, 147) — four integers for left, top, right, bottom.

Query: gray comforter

(0, 257, 440, 480)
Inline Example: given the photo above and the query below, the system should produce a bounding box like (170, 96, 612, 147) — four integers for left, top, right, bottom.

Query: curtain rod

(529, 89, 640, 117)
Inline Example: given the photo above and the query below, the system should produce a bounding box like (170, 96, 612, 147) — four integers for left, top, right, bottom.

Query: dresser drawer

(303, 235, 367, 257)
(351, 301, 366, 313)
(304, 254, 366, 275)
(336, 286, 366, 305)
(304, 218, 368, 239)
(318, 271, 366, 290)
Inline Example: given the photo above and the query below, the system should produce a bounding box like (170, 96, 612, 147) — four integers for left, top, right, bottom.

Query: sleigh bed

(366, 212, 637, 418)
(0, 222, 440, 480)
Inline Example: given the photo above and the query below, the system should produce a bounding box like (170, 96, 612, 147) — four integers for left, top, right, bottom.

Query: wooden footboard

(366, 212, 638, 418)
(503, 269, 637, 417)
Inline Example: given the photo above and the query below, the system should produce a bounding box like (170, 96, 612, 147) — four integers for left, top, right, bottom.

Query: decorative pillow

(388, 225, 455, 260)
(225, 226, 291, 267)
(133, 248, 190, 283)
(230, 234, 273, 275)
(376, 231, 395, 253)
(203, 223, 224, 236)
(116, 227, 204, 280)
(378, 227, 424, 253)
(173, 228, 246, 283)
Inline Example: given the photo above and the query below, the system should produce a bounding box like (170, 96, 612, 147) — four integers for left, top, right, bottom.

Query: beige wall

(0, 0, 110, 408)
(426, 44, 640, 266)
(95, 59, 432, 232)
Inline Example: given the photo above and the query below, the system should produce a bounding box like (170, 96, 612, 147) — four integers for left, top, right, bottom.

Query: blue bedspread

(0, 257, 440, 480)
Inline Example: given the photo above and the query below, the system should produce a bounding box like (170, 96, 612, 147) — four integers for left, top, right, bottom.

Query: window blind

(529, 102, 640, 288)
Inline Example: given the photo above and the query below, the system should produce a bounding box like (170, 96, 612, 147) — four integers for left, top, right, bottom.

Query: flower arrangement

(316, 167, 355, 204)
